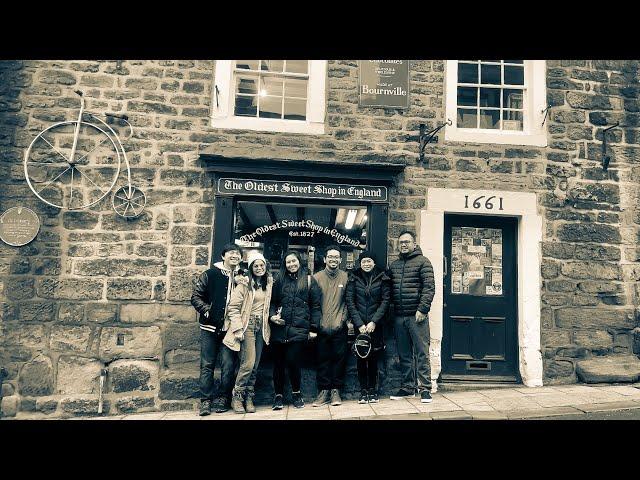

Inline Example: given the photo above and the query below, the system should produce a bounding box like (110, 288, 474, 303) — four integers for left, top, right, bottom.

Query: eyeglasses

(326, 255, 341, 260)
(399, 240, 413, 245)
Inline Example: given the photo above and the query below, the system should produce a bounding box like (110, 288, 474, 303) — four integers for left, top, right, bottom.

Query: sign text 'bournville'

(218, 179, 388, 202)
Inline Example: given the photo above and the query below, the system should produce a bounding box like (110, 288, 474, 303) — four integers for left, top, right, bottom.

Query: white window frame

(445, 60, 547, 147)
(211, 60, 327, 134)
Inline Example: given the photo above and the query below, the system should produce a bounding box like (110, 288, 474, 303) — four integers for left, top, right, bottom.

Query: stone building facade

(0, 59, 639, 418)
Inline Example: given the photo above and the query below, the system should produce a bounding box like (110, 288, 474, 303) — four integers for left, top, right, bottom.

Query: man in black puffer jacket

(388, 230, 435, 404)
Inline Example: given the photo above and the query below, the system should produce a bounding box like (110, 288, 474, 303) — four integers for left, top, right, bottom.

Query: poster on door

(451, 227, 503, 296)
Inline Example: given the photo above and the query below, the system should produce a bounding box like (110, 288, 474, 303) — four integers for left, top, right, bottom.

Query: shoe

(292, 391, 305, 409)
(199, 399, 211, 416)
(231, 390, 245, 414)
(245, 393, 256, 413)
(420, 390, 433, 404)
(212, 397, 229, 413)
(312, 389, 331, 407)
(358, 390, 368, 404)
(368, 391, 379, 403)
(272, 394, 284, 410)
(330, 389, 342, 406)
(390, 389, 416, 400)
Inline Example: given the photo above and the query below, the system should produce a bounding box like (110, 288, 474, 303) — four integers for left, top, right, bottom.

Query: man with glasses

(312, 245, 349, 407)
(389, 230, 435, 403)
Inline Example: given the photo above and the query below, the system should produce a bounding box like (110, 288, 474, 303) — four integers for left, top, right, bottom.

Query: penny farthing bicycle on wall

(23, 90, 146, 217)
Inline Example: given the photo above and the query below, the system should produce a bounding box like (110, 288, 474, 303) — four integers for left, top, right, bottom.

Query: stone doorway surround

(419, 188, 544, 389)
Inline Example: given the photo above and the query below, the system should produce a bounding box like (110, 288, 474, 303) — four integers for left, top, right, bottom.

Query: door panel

(442, 214, 518, 380)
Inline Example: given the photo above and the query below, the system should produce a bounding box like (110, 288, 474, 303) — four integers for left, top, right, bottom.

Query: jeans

(199, 328, 236, 401)
(356, 350, 379, 392)
(272, 341, 304, 395)
(394, 315, 431, 392)
(233, 315, 265, 394)
(316, 325, 348, 390)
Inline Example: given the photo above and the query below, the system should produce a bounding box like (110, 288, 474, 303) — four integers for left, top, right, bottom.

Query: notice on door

(450, 227, 503, 296)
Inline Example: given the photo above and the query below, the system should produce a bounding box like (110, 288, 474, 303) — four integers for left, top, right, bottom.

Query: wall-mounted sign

(218, 178, 387, 202)
(0, 207, 40, 247)
(239, 219, 363, 248)
(358, 60, 410, 109)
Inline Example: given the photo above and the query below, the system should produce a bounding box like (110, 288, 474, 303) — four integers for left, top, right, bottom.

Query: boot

(245, 391, 256, 413)
(231, 389, 246, 414)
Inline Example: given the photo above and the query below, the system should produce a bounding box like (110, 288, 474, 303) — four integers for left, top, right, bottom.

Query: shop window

(233, 200, 368, 274)
(212, 60, 327, 134)
(445, 60, 547, 146)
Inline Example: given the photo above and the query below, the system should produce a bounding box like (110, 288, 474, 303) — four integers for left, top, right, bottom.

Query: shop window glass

(233, 201, 368, 274)
(450, 227, 503, 297)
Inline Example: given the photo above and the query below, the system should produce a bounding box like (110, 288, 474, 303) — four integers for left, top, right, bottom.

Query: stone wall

(0, 60, 639, 417)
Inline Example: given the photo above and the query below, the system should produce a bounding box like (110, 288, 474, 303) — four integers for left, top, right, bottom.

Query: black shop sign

(217, 178, 388, 202)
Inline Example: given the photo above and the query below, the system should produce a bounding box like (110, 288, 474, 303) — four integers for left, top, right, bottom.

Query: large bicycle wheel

(24, 120, 122, 210)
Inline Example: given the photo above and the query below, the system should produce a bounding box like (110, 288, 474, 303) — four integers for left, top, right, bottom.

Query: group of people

(191, 230, 435, 416)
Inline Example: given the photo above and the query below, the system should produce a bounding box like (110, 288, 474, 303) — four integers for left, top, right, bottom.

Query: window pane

(504, 66, 524, 85)
(479, 88, 500, 108)
(479, 110, 500, 129)
(236, 60, 259, 70)
(457, 108, 477, 129)
(503, 89, 524, 109)
(284, 78, 308, 99)
(262, 77, 283, 97)
(480, 60, 500, 63)
(504, 60, 523, 64)
(458, 62, 478, 83)
(259, 96, 282, 119)
(235, 95, 257, 117)
(284, 98, 306, 120)
(261, 60, 285, 72)
(286, 60, 308, 74)
(236, 75, 258, 95)
(457, 87, 477, 106)
(481, 64, 501, 84)
(502, 110, 523, 131)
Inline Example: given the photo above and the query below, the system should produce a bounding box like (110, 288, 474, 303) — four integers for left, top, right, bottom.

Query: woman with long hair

(268, 250, 322, 410)
(224, 252, 273, 414)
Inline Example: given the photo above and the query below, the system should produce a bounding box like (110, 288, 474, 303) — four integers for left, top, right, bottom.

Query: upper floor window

(212, 60, 327, 134)
(445, 60, 547, 146)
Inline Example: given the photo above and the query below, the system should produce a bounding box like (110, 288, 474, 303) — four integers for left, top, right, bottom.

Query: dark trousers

(356, 350, 379, 392)
(316, 326, 348, 390)
(199, 329, 236, 401)
(271, 341, 304, 395)
(394, 315, 431, 392)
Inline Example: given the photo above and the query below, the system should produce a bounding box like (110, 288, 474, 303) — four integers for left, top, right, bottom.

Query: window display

(450, 226, 503, 296)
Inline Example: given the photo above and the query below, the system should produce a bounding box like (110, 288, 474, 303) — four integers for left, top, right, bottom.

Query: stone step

(576, 355, 640, 383)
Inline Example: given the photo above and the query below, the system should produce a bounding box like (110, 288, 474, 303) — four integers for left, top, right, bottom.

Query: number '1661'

(464, 195, 504, 210)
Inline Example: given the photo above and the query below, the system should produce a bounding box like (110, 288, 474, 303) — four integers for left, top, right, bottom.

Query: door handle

(443, 255, 448, 277)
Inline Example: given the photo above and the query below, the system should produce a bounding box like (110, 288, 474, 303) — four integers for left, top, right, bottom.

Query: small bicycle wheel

(24, 120, 121, 210)
(112, 185, 146, 218)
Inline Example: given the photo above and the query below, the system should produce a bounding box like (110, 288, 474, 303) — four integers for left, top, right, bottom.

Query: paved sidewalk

(7, 383, 640, 420)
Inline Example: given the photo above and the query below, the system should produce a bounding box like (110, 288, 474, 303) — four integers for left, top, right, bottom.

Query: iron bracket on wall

(601, 122, 620, 171)
(541, 105, 551, 127)
(419, 119, 452, 162)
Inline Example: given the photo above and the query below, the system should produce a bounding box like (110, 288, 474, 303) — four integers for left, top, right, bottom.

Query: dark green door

(442, 214, 518, 381)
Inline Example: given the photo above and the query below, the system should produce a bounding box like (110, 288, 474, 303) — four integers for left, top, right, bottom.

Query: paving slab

(592, 385, 640, 396)
(414, 401, 463, 413)
(430, 411, 473, 420)
(329, 404, 375, 420)
(164, 412, 198, 421)
(287, 406, 330, 420)
(507, 407, 583, 419)
(514, 386, 561, 395)
(485, 398, 543, 411)
(360, 413, 432, 420)
(467, 411, 509, 420)
(121, 412, 167, 420)
(526, 394, 577, 408)
(441, 392, 490, 404)
(243, 408, 288, 420)
(573, 400, 640, 413)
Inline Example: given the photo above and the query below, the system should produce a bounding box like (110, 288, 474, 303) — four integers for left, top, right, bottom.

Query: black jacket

(388, 246, 435, 317)
(269, 268, 322, 343)
(345, 266, 391, 349)
(191, 262, 245, 335)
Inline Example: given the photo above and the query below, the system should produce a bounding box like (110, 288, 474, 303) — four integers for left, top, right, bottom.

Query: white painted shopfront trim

(420, 188, 543, 389)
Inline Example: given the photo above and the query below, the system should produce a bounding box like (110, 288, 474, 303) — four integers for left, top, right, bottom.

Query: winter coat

(191, 261, 246, 335)
(223, 275, 273, 352)
(269, 269, 322, 343)
(345, 266, 391, 349)
(388, 246, 435, 317)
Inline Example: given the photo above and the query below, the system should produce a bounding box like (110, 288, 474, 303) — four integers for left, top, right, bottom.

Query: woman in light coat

(224, 252, 273, 414)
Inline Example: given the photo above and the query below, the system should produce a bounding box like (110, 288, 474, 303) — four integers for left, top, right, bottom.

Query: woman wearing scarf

(345, 251, 391, 404)
(224, 252, 273, 414)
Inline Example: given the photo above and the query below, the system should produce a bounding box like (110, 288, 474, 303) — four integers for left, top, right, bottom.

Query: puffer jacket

(223, 275, 273, 352)
(269, 268, 322, 343)
(389, 246, 435, 317)
(345, 266, 391, 349)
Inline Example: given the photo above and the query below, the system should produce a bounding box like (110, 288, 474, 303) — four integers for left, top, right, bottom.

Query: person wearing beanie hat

(345, 251, 391, 404)
(223, 251, 273, 414)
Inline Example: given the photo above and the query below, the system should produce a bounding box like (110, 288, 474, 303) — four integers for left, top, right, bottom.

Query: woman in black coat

(345, 251, 391, 404)
(269, 250, 322, 410)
